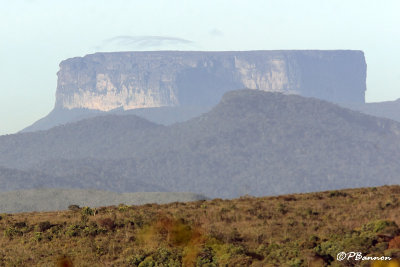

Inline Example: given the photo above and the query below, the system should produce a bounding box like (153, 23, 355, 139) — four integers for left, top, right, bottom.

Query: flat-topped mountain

(2, 90, 400, 198)
(56, 50, 366, 110)
(22, 50, 367, 133)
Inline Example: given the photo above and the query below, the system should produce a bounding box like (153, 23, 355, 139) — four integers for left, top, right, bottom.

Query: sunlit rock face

(55, 50, 366, 111)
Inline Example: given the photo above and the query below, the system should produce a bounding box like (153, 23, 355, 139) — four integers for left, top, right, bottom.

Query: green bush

(361, 220, 399, 235)
(118, 204, 129, 212)
(68, 204, 80, 211)
(276, 203, 288, 214)
(138, 256, 156, 267)
(315, 220, 399, 263)
(196, 246, 216, 267)
(4, 226, 23, 239)
(65, 224, 81, 237)
(127, 254, 145, 266)
(33, 232, 43, 242)
(328, 191, 348, 198)
(288, 258, 304, 267)
(37, 221, 52, 232)
(81, 207, 94, 216)
(83, 222, 103, 237)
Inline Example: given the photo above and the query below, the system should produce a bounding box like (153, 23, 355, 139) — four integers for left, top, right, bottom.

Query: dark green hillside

(0, 167, 71, 191)
(29, 158, 167, 193)
(0, 114, 163, 169)
(138, 90, 400, 197)
(0, 164, 166, 194)
(1, 90, 400, 198)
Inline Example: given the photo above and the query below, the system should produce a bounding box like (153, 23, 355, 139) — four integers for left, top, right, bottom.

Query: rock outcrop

(55, 50, 367, 111)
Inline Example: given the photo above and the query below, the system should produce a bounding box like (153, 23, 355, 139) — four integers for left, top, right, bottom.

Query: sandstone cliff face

(55, 50, 366, 111)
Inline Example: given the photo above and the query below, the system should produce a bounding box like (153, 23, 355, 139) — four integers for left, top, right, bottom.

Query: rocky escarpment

(55, 50, 367, 111)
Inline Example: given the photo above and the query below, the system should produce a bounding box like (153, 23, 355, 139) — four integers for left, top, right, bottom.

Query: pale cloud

(102, 35, 194, 49)
(209, 28, 223, 37)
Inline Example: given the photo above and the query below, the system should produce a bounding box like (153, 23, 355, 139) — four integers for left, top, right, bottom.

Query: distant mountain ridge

(0, 188, 207, 213)
(21, 105, 212, 133)
(21, 96, 400, 134)
(340, 98, 400, 123)
(1, 90, 400, 198)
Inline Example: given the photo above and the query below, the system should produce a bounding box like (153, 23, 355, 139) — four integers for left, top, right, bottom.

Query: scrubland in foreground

(1, 185, 400, 266)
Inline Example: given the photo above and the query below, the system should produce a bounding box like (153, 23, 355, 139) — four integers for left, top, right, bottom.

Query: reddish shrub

(389, 236, 400, 249)
(98, 218, 116, 230)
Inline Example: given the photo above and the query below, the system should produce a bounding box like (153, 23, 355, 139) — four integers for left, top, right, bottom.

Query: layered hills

(21, 105, 212, 133)
(1, 89, 400, 198)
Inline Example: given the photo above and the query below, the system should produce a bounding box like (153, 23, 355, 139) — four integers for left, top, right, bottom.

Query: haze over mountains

(339, 99, 400, 124)
(2, 90, 400, 198)
(2, 50, 400, 210)
(22, 50, 367, 133)
(21, 50, 400, 134)
(55, 50, 366, 110)
(0, 189, 207, 213)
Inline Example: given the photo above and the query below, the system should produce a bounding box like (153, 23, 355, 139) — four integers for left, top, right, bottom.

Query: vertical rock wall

(55, 50, 366, 111)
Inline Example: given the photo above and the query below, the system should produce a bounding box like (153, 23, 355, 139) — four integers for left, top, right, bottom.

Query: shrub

(169, 220, 193, 246)
(227, 228, 243, 243)
(56, 256, 74, 267)
(68, 204, 80, 211)
(98, 218, 116, 231)
(389, 236, 400, 249)
(196, 246, 216, 266)
(83, 222, 103, 237)
(81, 207, 94, 216)
(50, 224, 64, 236)
(328, 191, 348, 198)
(80, 214, 89, 225)
(4, 226, 23, 239)
(118, 204, 129, 212)
(315, 220, 400, 263)
(138, 256, 156, 267)
(288, 258, 303, 267)
(276, 203, 288, 214)
(361, 220, 399, 236)
(65, 224, 81, 237)
(37, 221, 52, 232)
(14, 221, 27, 228)
(33, 232, 43, 242)
(127, 254, 146, 266)
(133, 214, 144, 228)
(153, 247, 181, 266)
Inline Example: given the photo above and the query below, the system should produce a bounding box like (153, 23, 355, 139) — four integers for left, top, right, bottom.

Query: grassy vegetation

(1, 185, 400, 266)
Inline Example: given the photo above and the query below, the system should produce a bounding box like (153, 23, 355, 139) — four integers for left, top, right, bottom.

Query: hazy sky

(1, 0, 400, 135)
